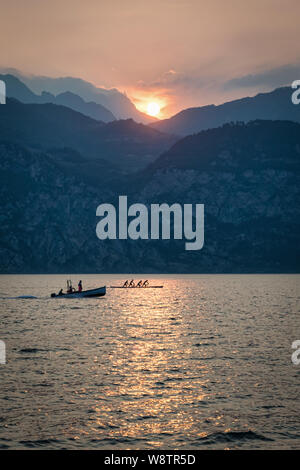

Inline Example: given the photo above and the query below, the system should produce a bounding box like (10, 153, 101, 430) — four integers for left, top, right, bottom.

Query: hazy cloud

(224, 63, 300, 90)
(1, 0, 300, 115)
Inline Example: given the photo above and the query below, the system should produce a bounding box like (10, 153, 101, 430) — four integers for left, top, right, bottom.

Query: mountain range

(1, 120, 299, 273)
(0, 73, 115, 123)
(150, 87, 300, 136)
(0, 98, 177, 174)
(0, 69, 156, 124)
(1, 69, 300, 273)
(2, 72, 300, 134)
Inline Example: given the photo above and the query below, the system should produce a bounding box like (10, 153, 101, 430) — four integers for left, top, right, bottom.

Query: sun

(147, 102, 160, 117)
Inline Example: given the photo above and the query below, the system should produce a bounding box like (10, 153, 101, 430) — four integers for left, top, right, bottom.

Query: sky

(1, 0, 300, 118)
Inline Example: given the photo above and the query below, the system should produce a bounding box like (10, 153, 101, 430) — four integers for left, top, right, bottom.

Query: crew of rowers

(123, 279, 149, 288)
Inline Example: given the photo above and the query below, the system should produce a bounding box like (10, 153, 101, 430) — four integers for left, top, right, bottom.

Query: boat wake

(0, 295, 39, 299)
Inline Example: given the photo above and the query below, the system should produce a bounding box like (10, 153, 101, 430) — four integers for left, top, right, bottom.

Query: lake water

(0, 274, 299, 449)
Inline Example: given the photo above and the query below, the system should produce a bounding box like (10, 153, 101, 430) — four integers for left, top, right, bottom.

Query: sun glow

(130, 91, 167, 118)
(147, 102, 160, 117)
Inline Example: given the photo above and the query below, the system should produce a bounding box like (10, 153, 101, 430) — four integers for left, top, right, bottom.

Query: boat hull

(51, 286, 106, 298)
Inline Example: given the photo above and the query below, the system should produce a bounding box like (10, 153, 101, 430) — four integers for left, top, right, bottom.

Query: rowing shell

(110, 286, 163, 289)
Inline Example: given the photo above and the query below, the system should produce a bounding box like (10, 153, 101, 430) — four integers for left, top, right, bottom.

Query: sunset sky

(1, 0, 300, 117)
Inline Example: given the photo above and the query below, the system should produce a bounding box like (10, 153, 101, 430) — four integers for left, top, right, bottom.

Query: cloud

(137, 69, 213, 95)
(132, 62, 300, 117)
(131, 69, 215, 116)
(223, 63, 300, 90)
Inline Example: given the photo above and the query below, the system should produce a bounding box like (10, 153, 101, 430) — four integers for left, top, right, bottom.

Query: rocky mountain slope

(137, 120, 300, 272)
(1, 120, 299, 273)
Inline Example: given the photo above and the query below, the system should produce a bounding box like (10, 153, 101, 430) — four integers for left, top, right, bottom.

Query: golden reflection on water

(1, 274, 299, 449)
(83, 279, 213, 445)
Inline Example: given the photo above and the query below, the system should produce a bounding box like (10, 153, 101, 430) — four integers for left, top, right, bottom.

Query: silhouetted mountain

(150, 87, 300, 136)
(0, 142, 145, 273)
(0, 69, 156, 124)
(0, 74, 115, 122)
(136, 120, 300, 272)
(0, 73, 37, 102)
(0, 142, 111, 273)
(1, 121, 299, 273)
(147, 119, 300, 172)
(0, 98, 177, 172)
(54, 91, 115, 122)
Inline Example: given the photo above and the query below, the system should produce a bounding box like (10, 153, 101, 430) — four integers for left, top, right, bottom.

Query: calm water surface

(0, 274, 299, 449)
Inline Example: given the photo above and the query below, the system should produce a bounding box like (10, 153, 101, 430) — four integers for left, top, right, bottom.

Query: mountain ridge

(0, 69, 156, 124)
(150, 86, 300, 136)
(0, 98, 177, 172)
(0, 73, 116, 123)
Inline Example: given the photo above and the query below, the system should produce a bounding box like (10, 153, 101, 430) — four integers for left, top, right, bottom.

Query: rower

(143, 280, 149, 287)
(123, 280, 129, 288)
(58, 288, 63, 296)
(129, 279, 135, 287)
(137, 280, 143, 288)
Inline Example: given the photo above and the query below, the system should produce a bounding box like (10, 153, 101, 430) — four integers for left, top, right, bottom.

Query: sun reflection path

(85, 279, 218, 446)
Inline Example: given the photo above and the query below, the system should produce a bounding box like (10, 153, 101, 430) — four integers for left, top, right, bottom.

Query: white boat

(51, 286, 106, 298)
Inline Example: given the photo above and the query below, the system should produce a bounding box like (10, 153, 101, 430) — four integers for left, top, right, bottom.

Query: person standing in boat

(78, 280, 83, 292)
(67, 280, 73, 293)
